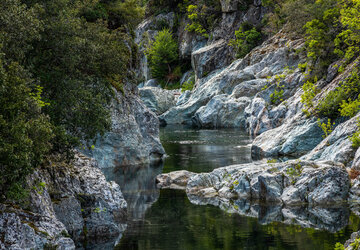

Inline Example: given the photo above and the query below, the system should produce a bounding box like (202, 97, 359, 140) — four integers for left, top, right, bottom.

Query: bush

(317, 69, 360, 119)
(185, 5, 208, 38)
(146, 29, 179, 82)
(301, 76, 319, 115)
(229, 23, 262, 58)
(181, 73, 195, 92)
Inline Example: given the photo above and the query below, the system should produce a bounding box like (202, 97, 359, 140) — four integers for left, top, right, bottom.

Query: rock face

(139, 87, 180, 115)
(0, 204, 75, 250)
(84, 86, 165, 169)
(302, 113, 360, 166)
(160, 33, 303, 127)
(0, 153, 127, 249)
(191, 39, 233, 79)
(186, 160, 349, 205)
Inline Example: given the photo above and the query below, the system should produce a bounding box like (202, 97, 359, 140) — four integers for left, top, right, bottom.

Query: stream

(103, 126, 360, 250)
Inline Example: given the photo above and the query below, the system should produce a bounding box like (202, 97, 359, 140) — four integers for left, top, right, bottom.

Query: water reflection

(160, 126, 253, 173)
(187, 194, 351, 233)
(116, 190, 359, 250)
(103, 162, 163, 220)
(107, 126, 360, 250)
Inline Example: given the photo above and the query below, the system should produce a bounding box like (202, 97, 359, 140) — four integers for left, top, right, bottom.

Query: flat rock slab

(156, 170, 196, 190)
(186, 160, 350, 206)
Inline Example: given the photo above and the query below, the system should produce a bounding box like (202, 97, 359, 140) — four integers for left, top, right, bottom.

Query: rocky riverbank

(0, 153, 127, 249)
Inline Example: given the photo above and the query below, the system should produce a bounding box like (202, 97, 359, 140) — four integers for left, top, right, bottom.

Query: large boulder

(191, 39, 233, 79)
(28, 154, 128, 247)
(192, 94, 251, 128)
(0, 153, 127, 249)
(302, 113, 360, 165)
(0, 204, 75, 250)
(139, 87, 180, 115)
(220, 0, 241, 12)
(251, 113, 324, 158)
(156, 170, 196, 190)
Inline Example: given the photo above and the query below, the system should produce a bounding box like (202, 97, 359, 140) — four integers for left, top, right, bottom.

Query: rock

(143, 79, 159, 88)
(160, 32, 303, 126)
(0, 204, 75, 250)
(303, 113, 360, 165)
(178, 17, 207, 59)
(344, 231, 360, 250)
(220, 0, 240, 12)
(251, 113, 324, 158)
(192, 95, 251, 128)
(186, 160, 350, 205)
(139, 87, 180, 115)
(352, 148, 360, 170)
(84, 86, 165, 168)
(24, 153, 128, 248)
(180, 70, 195, 86)
(156, 170, 196, 190)
(176, 90, 192, 106)
(191, 39, 233, 79)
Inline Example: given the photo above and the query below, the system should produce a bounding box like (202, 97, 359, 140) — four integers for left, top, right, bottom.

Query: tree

(146, 29, 179, 82)
(0, 58, 53, 198)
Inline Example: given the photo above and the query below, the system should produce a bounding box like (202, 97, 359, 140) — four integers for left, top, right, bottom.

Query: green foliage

(301, 77, 319, 115)
(185, 5, 208, 38)
(317, 118, 335, 138)
(334, 0, 360, 62)
(334, 242, 345, 250)
(350, 119, 360, 148)
(181, 73, 195, 92)
(269, 74, 286, 105)
(104, 0, 145, 29)
(0, 0, 136, 200)
(317, 69, 360, 119)
(229, 23, 262, 58)
(146, 29, 179, 82)
(0, 59, 53, 198)
(340, 96, 360, 117)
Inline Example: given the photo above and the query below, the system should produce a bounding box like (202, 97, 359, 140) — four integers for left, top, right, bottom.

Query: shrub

(181, 73, 195, 92)
(317, 118, 335, 139)
(339, 96, 360, 117)
(301, 77, 319, 115)
(146, 29, 179, 82)
(185, 5, 208, 38)
(269, 74, 286, 105)
(317, 69, 360, 119)
(229, 23, 262, 58)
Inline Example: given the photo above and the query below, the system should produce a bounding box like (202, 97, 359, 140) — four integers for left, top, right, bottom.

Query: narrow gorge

(1, 0, 360, 249)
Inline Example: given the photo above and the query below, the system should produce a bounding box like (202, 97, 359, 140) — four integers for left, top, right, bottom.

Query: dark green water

(104, 126, 359, 250)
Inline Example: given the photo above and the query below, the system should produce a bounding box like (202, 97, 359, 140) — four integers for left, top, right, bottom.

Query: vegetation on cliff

(0, 0, 144, 200)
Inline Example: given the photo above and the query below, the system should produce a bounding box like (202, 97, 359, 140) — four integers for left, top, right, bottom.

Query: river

(103, 126, 359, 250)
